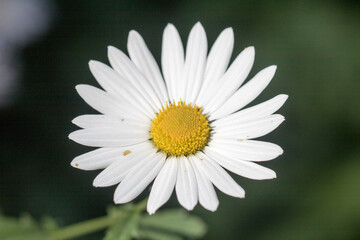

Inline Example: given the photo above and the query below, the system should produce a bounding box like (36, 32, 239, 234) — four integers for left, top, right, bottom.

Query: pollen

(150, 101, 210, 156)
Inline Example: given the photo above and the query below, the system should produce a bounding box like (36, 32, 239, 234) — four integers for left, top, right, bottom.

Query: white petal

(204, 147, 277, 180)
(72, 114, 150, 130)
(114, 152, 166, 204)
(210, 66, 277, 120)
(204, 47, 255, 113)
(183, 22, 207, 103)
(147, 157, 178, 214)
(71, 148, 124, 171)
(188, 155, 219, 211)
(127, 30, 169, 105)
(88, 61, 153, 120)
(213, 114, 285, 139)
(68, 127, 149, 148)
(93, 142, 155, 187)
(161, 24, 184, 102)
(107, 46, 162, 112)
(75, 84, 148, 121)
(193, 152, 245, 198)
(208, 139, 283, 162)
(196, 27, 234, 107)
(175, 156, 198, 210)
(213, 94, 288, 128)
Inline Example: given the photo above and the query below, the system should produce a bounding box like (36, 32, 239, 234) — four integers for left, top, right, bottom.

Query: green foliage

(0, 212, 58, 240)
(105, 204, 207, 240)
(140, 209, 207, 239)
(137, 229, 182, 240)
(104, 204, 140, 240)
(0, 204, 207, 240)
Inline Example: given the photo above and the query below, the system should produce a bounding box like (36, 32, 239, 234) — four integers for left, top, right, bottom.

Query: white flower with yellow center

(69, 22, 287, 214)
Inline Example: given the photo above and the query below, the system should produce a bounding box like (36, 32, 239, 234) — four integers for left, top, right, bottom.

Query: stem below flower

(49, 215, 113, 240)
(49, 198, 147, 240)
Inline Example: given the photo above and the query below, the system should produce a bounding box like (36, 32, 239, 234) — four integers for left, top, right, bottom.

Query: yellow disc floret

(151, 101, 210, 156)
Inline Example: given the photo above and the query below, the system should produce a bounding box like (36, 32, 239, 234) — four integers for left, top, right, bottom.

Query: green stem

(49, 199, 148, 240)
(49, 215, 113, 240)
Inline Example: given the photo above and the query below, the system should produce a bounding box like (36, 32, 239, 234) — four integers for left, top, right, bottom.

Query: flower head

(69, 22, 287, 214)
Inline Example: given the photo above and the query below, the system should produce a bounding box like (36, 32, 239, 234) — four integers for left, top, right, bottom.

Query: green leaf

(2, 232, 52, 240)
(41, 216, 59, 232)
(0, 213, 55, 240)
(138, 229, 182, 240)
(104, 205, 142, 240)
(140, 209, 207, 238)
(107, 204, 134, 220)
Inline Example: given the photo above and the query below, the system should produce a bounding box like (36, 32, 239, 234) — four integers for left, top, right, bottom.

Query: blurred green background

(1, 0, 359, 239)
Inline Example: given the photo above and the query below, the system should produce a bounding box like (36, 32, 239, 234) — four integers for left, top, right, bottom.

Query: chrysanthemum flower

(69, 22, 287, 214)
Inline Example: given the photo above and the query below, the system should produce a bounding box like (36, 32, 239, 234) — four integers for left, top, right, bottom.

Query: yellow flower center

(150, 101, 210, 156)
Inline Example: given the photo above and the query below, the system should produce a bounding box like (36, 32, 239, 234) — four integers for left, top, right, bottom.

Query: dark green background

(1, 0, 359, 239)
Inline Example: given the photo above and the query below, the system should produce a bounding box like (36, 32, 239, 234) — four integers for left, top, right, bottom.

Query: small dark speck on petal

(123, 150, 131, 156)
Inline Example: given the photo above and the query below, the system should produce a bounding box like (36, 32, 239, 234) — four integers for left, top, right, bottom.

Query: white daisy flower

(69, 22, 287, 214)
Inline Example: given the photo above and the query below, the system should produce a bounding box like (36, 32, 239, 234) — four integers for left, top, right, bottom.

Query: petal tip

(128, 29, 138, 35)
(71, 116, 80, 126)
(164, 23, 176, 33)
(146, 205, 157, 215)
(147, 209, 156, 215)
(107, 45, 117, 53)
(92, 178, 101, 187)
(70, 159, 78, 168)
(88, 62, 98, 73)
(282, 94, 289, 103)
(236, 189, 246, 198)
(182, 204, 195, 211)
(113, 197, 125, 204)
(278, 146, 284, 155)
(177, 198, 197, 211)
(246, 46, 255, 52)
(264, 65, 277, 78)
(203, 201, 219, 212)
(269, 65, 277, 72)
(68, 132, 74, 140)
(75, 84, 89, 93)
(88, 60, 103, 69)
(193, 21, 205, 33)
(279, 94, 289, 101)
(128, 30, 141, 41)
(207, 207, 218, 212)
(223, 27, 234, 35)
